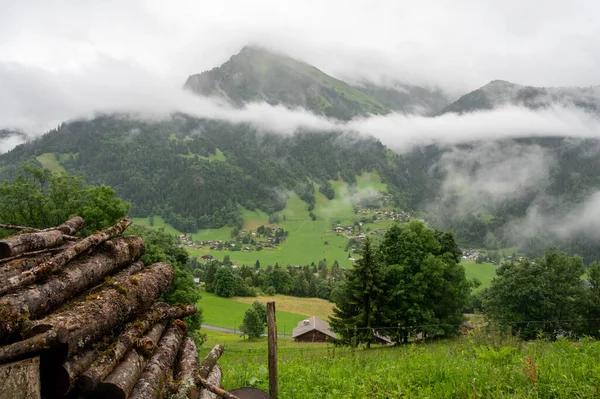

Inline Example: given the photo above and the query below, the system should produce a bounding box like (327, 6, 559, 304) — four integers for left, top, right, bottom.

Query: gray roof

(292, 316, 337, 339)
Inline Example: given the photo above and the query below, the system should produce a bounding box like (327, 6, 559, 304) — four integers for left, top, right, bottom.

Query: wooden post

(266, 302, 278, 399)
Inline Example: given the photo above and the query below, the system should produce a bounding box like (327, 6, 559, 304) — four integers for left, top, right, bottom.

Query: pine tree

(330, 237, 385, 348)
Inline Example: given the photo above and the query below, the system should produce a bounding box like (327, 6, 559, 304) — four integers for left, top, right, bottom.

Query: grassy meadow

(134, 172, 400, 268)
(200, 291, 315, 335)
(36, 152, 68, 174)
(461, 260, 497, 291)
(203, 330, 600, 398)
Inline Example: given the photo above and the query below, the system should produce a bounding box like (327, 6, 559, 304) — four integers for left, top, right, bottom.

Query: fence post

(267, 302, 278, 399)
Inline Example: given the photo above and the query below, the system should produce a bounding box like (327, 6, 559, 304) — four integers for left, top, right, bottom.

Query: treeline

(476, 249, 600, 340)
(189, 257, 346, 301)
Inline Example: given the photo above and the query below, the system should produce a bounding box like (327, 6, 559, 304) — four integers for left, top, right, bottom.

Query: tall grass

(215, 331, 600, 398)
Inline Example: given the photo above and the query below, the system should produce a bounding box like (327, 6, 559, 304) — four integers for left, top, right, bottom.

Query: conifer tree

(330, 237, 385, 348)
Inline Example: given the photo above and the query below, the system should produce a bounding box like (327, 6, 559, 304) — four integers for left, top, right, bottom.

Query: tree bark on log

(78, 303, 196, 392)
(23, 262, 173, 363)
(0, 230, 64, 259)
(199, 344, 224, 379)
(199, 365, 223, 399)
(0, 237, 145, 343)
(0, 217, 132, 296)
(128, 320, 187, 399)
(171, 336, 201, 398)
(0, 357, 41, 399)
(193, 369, 241, 399)
(0, 328, 68, 365)
(41, 335, 113, 398)
(93, 321, 167, 399)
(54, 216, 85, 235)
(0, 243, 72, 268)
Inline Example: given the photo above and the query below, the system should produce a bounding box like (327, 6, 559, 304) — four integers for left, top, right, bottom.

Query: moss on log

(24, 262, 173, 363)
(78, 303, 196, 392)
(93, 322, 167, 399)
(0, 237, 144, 343)
(0, 218, 132, 296)
(128, 320, 187, 399)
(0, 230, 63, 259)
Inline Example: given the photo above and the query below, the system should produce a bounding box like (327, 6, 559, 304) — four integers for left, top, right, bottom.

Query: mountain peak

(184, 46, 390, 120)
(440, 79, 599, 115)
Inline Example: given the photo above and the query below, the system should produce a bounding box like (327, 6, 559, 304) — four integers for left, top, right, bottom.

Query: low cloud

(2, 56, 600, 156)
(348, 105, 600, 152)
(429, 142, 553, 217)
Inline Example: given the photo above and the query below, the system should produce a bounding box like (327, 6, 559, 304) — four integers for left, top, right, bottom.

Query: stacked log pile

(0, 217, 241, 399)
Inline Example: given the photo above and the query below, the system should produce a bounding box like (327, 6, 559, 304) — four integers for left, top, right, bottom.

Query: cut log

(23, 262, 173, 363)
(0, 217, 132, 296)
(0, 243, 72, 267)
(193, 369, 241, 399)
(172, 337, 200, 398)
(199, 365, 222, 399)
(0, 357, 41, 399)
(54, 216, 85, 235)
(199, 344, 224, 379)
(0, 224, 38, 231)
(78, 302, 196, 392)
(93, 322, 167, 399)
(41, 336, 113, 398)
(0, 328, 68, 365)
(129, 320, 187, 399)
(199, 364, 223, 399)
(0, 230, 63, 259)
(0, 237, 145, 342)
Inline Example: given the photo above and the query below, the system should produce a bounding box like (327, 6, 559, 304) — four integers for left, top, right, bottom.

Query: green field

(462, 260, 497, 291)
(188, 172, 397, 268)
(132, 172, 398, 268)
(200, 291, 311, 336)
(208, 330, 600, 398)
(36, 152, 67, 174)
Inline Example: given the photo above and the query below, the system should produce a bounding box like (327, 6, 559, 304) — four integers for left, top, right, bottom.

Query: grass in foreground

(209, 330, 600, 398)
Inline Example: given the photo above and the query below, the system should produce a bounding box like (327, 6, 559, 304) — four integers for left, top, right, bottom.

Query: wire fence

(207, 317, 600, 358)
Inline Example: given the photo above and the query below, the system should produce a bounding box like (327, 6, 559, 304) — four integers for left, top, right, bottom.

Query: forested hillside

(2, 48, 600, 263)
(0, 114, 424, 233)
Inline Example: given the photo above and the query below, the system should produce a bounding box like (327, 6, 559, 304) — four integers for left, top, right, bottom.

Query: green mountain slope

(0, 115, 423, 234)
(440, 80, 600, 114)
(184, 46, 391, 120)
(354, 81, 450, 115)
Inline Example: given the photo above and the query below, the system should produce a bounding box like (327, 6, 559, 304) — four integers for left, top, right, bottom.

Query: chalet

(460, 322, 474, 335)
(201, 254, 214, 260)
(372, 329, 394, 346)
(292, 316, 337, 343)
(334, 227, 345, 233)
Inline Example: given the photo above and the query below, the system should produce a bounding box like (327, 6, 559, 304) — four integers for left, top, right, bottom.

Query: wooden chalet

(292, 316, 337, 343)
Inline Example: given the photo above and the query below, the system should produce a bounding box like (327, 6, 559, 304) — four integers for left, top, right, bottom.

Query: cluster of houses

(374, 209, 411, 222)
(177, 226, 288, 253)
(333, 226, 385, 241)
(461, 249, 481, 261)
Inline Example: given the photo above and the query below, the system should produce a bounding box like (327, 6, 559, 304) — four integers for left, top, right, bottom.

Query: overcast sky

(0, 0, 599, 137)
